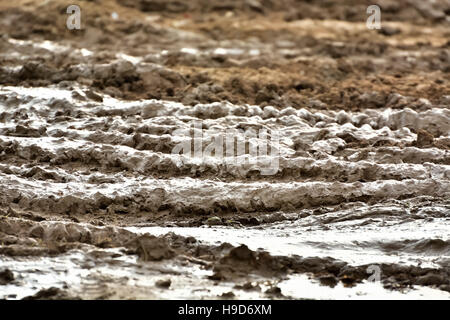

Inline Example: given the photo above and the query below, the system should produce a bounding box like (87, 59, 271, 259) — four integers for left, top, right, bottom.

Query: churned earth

(0, 0, 449, 299)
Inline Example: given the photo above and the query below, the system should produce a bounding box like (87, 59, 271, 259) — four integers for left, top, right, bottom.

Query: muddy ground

(0, 0, 449, 299)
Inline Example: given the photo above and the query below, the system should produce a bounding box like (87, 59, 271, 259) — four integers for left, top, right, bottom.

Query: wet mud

(0, 0, 449, 299)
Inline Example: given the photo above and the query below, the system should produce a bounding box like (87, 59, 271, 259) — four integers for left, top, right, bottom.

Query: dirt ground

(0, 0, 449, 299)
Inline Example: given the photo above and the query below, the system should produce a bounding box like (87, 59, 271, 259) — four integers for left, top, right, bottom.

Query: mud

(0, 0, 449, 299)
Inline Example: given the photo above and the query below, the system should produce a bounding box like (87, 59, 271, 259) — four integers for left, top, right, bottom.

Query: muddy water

(0, 0, 449, 300)
(0, 83, 449, 299)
